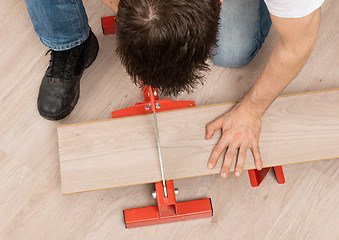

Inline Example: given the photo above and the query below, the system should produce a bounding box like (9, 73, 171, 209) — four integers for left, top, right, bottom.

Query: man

(25, 0, 323, 178)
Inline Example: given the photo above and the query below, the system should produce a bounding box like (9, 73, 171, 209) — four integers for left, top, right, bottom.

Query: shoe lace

(46, 49, 73, 81)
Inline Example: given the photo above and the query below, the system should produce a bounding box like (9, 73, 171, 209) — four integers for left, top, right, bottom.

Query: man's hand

(205, 8, 320, 179)
(205, 104, 263, 178)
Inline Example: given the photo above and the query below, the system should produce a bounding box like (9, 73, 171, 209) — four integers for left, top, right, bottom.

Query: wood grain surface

(58, 89, 339, 194)
(1, 0, 338, 239)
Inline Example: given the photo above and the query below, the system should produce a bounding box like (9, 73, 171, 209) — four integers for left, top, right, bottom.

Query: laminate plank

(58, 89, 339, 194)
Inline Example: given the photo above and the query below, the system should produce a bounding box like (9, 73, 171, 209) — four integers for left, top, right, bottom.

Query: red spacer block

(123, 198, 213, 228)
(248, 167, 272, 187)
(248, 166, 285, 187)
(274, 166, 286, 184)
(101, 16, 116, 35)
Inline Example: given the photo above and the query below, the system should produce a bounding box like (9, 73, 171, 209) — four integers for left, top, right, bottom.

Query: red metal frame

(112, 86, 212, 228)
(101, 16, 116, 35)
(248, 166, 285, 187)
(124, 181, 213, 228)
(111, 85, 195, 118)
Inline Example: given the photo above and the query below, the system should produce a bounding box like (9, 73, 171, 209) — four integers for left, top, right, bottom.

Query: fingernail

(221, 172, 227, 178)
(235, 172, 240, 177)
(208, 163, 214, 169)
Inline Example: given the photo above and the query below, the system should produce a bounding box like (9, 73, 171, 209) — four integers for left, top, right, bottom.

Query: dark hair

(116, 0, 221, 96)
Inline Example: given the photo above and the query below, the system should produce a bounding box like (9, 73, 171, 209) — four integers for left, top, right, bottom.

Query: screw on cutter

(152, 188, 178, 199)
(145, 102, 160, 110)
(148, 90, 157, 96)
(145, 103, 151, 110)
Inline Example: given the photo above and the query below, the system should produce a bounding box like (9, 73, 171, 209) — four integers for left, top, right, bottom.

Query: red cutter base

(124, 181, 213, 228)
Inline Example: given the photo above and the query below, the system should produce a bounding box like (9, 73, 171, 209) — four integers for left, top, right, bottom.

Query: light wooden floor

(0, 1, 338, 239)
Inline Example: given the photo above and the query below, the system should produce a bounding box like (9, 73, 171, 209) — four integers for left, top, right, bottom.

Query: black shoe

(37, 30, 99, 120)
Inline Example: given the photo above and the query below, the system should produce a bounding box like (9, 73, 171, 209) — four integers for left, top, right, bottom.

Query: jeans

(24, 0, 90, 51)
(25, 0, 271, 66)
(213, 0, 272, 67)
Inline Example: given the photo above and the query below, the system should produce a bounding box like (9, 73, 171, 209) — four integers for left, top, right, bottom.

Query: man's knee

(213, 0, 271, 68)
(212, 38, 258, 68)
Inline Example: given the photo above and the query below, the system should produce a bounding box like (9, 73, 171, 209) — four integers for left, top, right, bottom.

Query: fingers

(220, 138, 261, 178)
(234, 145, 247, 177)
(220, 145, 237, 178)
(207, 136, 229, 169)
(206, 109, 263, 180)
(205, 118, 222, 140)
(233, 139, 262, 177)
(251, 140, 263, 170)
(210, 140, 263, 179)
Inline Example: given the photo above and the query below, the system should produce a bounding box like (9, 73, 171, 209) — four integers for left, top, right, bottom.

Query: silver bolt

(154, 91, 157, 96)
(145, 103, 151, 110)
(152, 189, 178, 198)
(155, 102, 161, 109)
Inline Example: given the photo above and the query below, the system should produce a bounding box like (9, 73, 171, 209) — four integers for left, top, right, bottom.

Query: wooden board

(57, 89, 339, 194)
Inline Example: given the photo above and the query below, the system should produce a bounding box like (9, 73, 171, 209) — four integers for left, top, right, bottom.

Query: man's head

(116, 0, 221, 95)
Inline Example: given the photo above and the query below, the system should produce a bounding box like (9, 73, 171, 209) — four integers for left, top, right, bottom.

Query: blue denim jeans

(213, 0, 272, 67)
(25, 0, 271, 65)
(24, 0, 90, 51)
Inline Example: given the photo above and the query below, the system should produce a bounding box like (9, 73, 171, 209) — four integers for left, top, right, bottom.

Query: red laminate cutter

(112, 85, 213, 228)
(110, 85, 285, 228)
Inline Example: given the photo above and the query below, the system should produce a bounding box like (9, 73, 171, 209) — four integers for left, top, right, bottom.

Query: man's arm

(206, 8, 321, 178)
